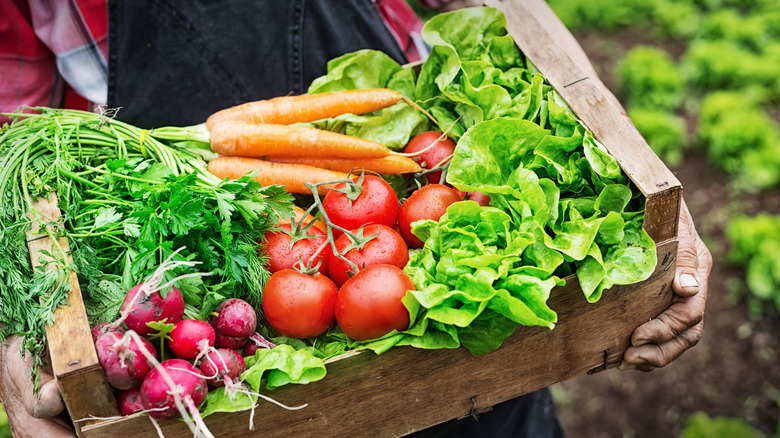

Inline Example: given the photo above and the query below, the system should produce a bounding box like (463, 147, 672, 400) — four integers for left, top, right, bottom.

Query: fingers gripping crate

(30, 0, 681, 436)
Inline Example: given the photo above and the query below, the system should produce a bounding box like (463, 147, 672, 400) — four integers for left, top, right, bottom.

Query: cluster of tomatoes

(261, 132, 488, 342)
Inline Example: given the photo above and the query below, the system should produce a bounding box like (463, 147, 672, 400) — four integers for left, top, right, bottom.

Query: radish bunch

(93, 257, 272, 434)
(95, 292, 259, 406)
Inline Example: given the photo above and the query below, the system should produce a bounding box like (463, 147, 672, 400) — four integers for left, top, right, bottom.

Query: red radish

(198, 349, 246, 387)
(168, 319, 216, 361)
(140, 359, 208, 420)
(404, 131, 456, 184)
(116, 388, 144, 416)
(243, 332, 276, 357)
(95, 331, 156, 390)
(120, 283, 185, 335)
(92, 322, 122, 343)
(209, 299, 257, 349)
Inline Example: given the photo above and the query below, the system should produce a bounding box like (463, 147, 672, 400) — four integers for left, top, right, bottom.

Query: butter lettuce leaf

(199, 345, 325, 417)
(242, 344, 326, 391)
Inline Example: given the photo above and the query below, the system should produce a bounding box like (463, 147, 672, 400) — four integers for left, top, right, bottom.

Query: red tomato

(335, 264, 414, 341)
(262, 269, 338, 339)
(404, 131, 457, 185)
(329, 224, 409, 287)
(263, 223, 331, 276)
(322, 175, 399, 235)
(450, 187, 468, 200)
(467, 191, 491, 206)
(398, 184, 463, 249)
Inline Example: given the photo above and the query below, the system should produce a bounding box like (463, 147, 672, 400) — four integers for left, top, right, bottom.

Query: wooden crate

(29, 0, 682, 436)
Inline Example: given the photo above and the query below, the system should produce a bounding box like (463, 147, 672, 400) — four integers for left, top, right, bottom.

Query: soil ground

(553, 31, 780, 438)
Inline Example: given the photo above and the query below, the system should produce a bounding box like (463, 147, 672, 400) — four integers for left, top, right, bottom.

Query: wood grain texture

(484, 0, 682, 243)
(81, 240, 677, 438)
(26, 196, 120, 433)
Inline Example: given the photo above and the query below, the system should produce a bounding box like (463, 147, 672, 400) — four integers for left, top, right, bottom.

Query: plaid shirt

(376, 0, 429, 63)
(0, 0, 427, 125)
(0, 0, 107, 124)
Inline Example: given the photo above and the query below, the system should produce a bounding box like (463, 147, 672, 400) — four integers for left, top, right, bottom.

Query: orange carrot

(266, 155, 422, 175)
(207, 156, 349, 194)
(209, 121, 392, 159)
(206, 88, 403, 130)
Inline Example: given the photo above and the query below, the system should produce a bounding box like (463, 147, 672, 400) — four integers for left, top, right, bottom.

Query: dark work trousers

(408, 388, 566, 438)
(106, 1, 566, 436)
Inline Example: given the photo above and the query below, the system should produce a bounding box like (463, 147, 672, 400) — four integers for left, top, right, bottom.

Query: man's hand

(0, 336, 75, 438)
(620, 200, 712, 371)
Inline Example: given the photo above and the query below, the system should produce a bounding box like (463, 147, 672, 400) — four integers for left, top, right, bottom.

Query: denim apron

(106, 0, 407, 127)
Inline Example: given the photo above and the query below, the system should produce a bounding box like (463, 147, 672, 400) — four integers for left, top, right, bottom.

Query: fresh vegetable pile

(0, 5, 658, 434)
(281, 7, 657, 356)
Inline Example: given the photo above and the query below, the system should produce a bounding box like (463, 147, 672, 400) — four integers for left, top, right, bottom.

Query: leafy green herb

(67, 160, 291, 317)
(0, 108, 292, 389)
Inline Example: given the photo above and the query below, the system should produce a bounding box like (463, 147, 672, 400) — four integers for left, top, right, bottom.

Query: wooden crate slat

(26, 196, 120, 433)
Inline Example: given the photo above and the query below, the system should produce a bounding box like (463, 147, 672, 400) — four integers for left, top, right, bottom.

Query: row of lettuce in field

(0, 6, 656, 425)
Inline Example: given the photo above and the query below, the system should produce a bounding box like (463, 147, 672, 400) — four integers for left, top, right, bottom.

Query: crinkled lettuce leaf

(308, 49, 411, 96)
(242, 344, 326, 390)
(199, 344, 325, 417)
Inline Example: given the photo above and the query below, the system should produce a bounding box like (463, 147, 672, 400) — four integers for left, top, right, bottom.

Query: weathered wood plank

(81, 240, 677, 438)
(26, 195, 120, 434)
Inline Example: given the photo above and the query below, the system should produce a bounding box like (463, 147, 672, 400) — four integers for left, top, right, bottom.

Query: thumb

(27, 378, 66, 418)
(673, 201, 701, 298)
(8, 344, 65, 418)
